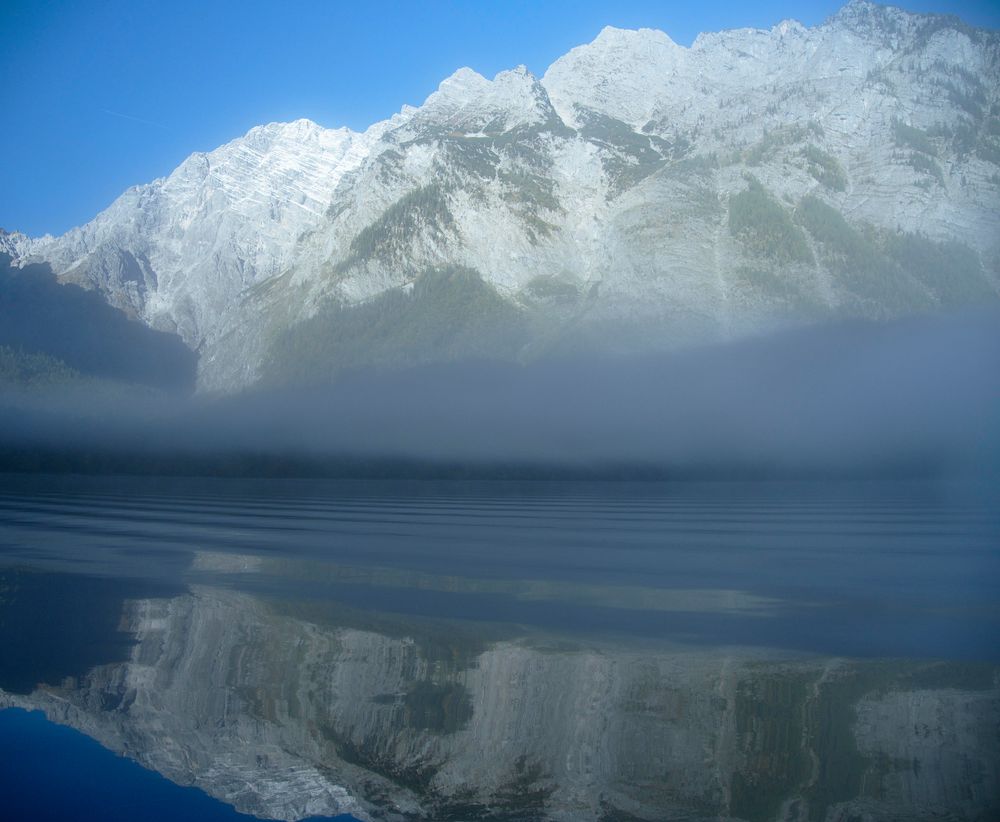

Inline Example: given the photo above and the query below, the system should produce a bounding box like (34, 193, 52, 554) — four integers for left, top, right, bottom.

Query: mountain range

(3, 0, 999, 393)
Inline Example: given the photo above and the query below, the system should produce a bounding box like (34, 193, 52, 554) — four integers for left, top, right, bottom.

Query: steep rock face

(0, 229, 34, 259)
(9, 1, 1000, 391)
(23, 119, 385, 345)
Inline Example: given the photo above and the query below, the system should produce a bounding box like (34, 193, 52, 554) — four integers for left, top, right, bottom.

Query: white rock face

(9, 0, 1000, 391)
(0, 228, 34, 260)
(23, 119, 381, 339)
(543, 26, 687, 129)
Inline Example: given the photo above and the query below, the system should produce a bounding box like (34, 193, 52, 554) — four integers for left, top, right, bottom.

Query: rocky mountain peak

(591, 24, 678, 50)
(411, 64, 556, 136)
(831, 0, 919, 31)
(6, 2, 999, 393)
(0, 228, 33, 258)
(542, 26, 683, 129)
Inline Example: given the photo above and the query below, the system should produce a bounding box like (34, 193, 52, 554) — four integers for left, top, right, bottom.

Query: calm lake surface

(0, 474, 998, 821)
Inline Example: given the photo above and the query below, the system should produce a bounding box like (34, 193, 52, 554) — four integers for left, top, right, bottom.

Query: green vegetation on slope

(891, 120, 945, 185)
(262, 266, 526, 387)
(907, 152, 945, 186)
(578, 109, 670, 196)
(978, 137, 1000, 166)
(802, 145, 847, 191)
(0, 346, 80, 387)
(892, 120, 937, 156)
(743, 123, 823, 166)
(795, 195, 914, 309)
(882, 231, 994, 303)
(795, 195, 993, 309)
(0, 254, 196, 392)
(728, 178, 813, 265)
(337, 185, 455, 273)
(497, 166, 562, 241)
(519, 274, 581, 303)
(0, 346, 164, 408)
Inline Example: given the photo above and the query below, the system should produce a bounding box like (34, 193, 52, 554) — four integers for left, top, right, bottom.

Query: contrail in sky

(100, 108, 168, 129)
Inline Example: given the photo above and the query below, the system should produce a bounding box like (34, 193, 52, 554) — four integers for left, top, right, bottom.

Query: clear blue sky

(2, 0, 997, 237)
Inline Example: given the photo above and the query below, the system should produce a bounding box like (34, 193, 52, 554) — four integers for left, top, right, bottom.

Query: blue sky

(2, 0, 998, 237)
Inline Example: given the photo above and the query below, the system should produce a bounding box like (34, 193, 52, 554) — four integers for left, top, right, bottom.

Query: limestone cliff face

(2, 587, 997, 821)
(7, 2, 1000, 391)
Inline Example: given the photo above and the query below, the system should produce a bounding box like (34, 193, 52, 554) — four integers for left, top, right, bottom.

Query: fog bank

(2, 310, 998, 478)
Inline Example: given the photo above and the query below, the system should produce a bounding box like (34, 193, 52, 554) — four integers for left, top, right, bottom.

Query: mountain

(6, 0, 1000, 392)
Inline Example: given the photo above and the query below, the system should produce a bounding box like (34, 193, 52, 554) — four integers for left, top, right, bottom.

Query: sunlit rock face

(7, 1, 1000, 391)
(2, 586, 997, 821)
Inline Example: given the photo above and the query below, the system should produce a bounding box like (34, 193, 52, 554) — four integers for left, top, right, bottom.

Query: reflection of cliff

(2, 586, 998, 822)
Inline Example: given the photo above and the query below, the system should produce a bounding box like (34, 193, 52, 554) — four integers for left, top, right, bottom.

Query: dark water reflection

(0, 475, 998, 820)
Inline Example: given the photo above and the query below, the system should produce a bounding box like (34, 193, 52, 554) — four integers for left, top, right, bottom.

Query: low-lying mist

(2, 309, 999, 478)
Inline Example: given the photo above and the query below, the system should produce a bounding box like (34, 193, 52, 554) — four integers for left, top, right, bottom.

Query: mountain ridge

(6, 1, 1000, 392)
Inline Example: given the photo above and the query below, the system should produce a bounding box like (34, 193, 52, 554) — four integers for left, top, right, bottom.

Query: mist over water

(2, 308, 999, 477)
(3, 275, 999, 819)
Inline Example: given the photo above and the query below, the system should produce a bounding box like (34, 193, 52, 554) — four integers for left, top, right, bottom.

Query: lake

(0, 474, 998, 821)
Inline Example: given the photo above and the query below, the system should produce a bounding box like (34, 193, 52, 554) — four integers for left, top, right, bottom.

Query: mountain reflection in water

(0, 476, 998, 821)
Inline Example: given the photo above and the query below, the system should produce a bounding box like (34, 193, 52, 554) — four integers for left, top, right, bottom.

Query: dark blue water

(1, 474, 997, 658)
(0, 708, 351, 822)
